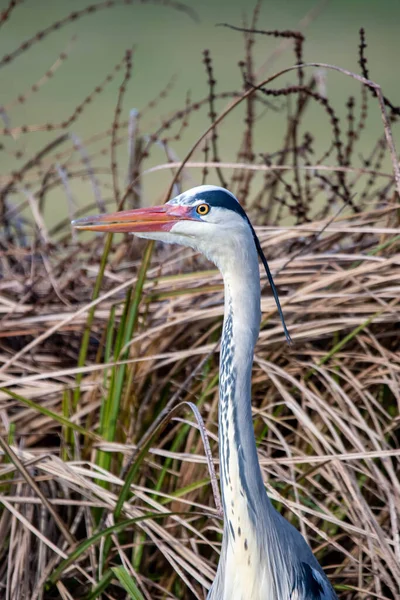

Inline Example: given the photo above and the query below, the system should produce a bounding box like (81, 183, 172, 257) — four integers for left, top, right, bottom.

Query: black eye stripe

(195, 190, 247, 219)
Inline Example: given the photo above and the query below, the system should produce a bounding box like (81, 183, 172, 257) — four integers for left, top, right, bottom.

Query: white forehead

(168, 185, 238, 206)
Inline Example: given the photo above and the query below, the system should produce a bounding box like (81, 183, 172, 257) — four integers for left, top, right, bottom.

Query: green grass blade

(49, 511, 180, 585)
(95, 241, 154, 486)
(84, 569, 114, 600)
(62, 389, 73, 461)
(160, 478, 211, 504)
(74, 233, 114, 408)
(0, 388, 99, 441)
(111, 567, 145, 600)
(96, 302, 119, 483)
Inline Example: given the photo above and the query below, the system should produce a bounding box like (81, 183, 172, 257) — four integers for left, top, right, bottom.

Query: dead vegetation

(0, 1, 399, 599)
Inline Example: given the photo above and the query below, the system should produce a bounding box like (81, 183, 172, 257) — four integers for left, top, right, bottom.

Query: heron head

(73, 185, 291, 341)
(72, 185, 253, 261)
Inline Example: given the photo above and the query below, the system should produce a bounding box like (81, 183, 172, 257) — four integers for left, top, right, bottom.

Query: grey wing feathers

(289, 563, 338, 600)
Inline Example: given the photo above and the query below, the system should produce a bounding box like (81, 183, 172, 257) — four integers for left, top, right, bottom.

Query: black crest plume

(247, 219, 292, 344)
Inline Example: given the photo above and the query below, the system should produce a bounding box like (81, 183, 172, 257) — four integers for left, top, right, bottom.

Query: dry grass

(0, 2, 400, 599)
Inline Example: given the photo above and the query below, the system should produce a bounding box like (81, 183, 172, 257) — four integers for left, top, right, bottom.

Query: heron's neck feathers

(218, 247, 272, 526)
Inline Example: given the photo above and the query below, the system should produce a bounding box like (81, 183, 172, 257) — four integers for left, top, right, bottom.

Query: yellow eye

(196, 203, 210, 216)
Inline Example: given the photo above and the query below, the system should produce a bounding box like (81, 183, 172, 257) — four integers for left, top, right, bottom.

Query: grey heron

(73, 185, 338, 600)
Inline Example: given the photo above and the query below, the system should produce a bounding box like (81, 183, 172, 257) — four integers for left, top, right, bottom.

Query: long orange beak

(72, 204, 196, 233)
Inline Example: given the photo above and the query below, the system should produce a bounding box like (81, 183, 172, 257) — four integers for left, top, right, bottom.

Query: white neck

(217, 244, 273, 535)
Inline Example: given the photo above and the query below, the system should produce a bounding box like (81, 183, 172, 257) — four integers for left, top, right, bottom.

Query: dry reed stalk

(0, 4, 399, 599)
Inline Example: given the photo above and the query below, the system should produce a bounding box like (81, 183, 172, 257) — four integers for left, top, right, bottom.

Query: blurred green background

(1, 0, 400, 219)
